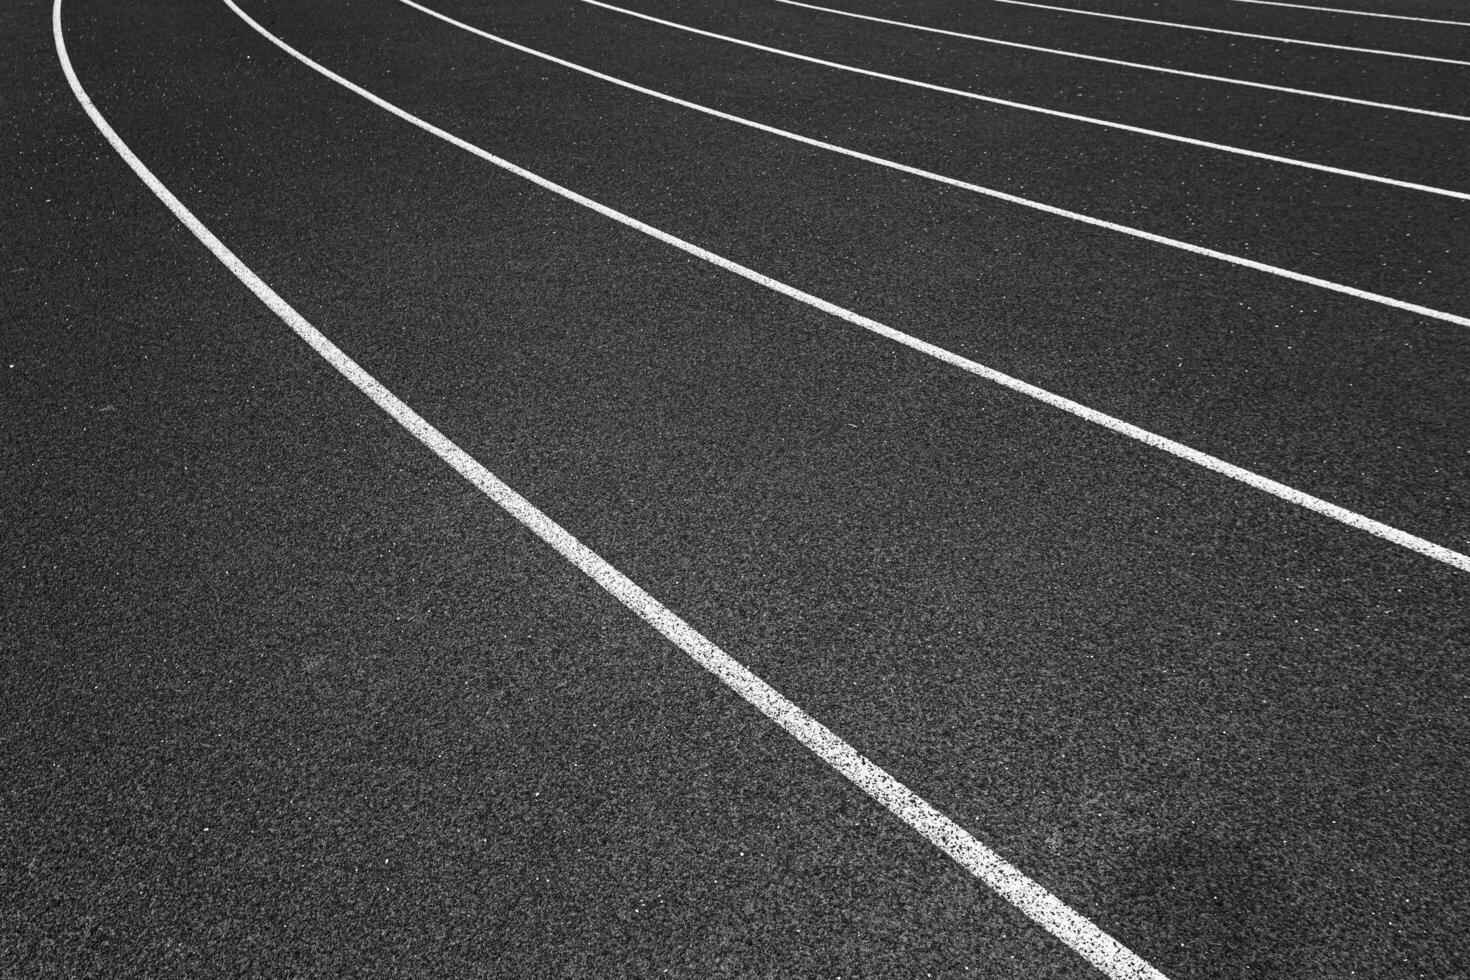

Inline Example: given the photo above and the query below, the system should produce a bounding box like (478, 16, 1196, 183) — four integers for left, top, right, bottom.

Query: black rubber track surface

(5, 0, 1468, 977)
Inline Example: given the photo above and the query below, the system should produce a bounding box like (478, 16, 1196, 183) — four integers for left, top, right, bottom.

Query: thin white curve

(211, 0, 1470, 574)
(54, 1, 1177, 977)
(980, 0, 1470, 66)
(773, 0, 1470, 122)
(544, 0, 1470, 327)
(581, 0, 1470, 201)
(1225, 0, 1470, 27)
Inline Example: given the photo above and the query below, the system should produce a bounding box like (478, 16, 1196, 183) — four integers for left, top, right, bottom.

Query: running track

(3, 0, 1468, 976)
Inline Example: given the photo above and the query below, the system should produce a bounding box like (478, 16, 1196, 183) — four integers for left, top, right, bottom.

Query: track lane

(995, 0, 1470, 49)
(355, 0, 1470, 553)
(1220, 0, 1470, 26)
(10, 0, 1470, 977)
(771, 0, 1470, 121)
(13, 2, 1113, 978)
(580, 0, 1470, 202)
(975, 0, 1470, 63)
(54, 3, 1175, 972)
(799, 0, 1470, 113)
(553, 0, 1470, 313)
(362, 0, 1469, 574)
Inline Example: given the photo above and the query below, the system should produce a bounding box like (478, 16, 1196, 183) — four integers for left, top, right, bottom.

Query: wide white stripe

(54, 2, 1177, 976)
(982, 0, 1470, 65)
(582, 0, 1470, 201)
(224, 0, 1470, 574)
(1226, 0, 1470, 27)
(773, 0, 1470, 122)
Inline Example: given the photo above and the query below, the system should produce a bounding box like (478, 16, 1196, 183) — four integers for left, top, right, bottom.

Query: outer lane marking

(555, 0, 1470, 328)
(213, 0, 1470, 576)
(54, 1, 1176, 977)
(1225, 0, 1470, 27)
(980, 0, 1470, 66)
(773, 0, 1470, 122)
(582, 0, 1470, 202)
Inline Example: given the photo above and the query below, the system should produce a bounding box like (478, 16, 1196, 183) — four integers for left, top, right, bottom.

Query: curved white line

(1226, 0, 1470, 27)
(555, 0, 1470, 326)
(981, 0, 1470, 65)
(773, 0, 1470, 122)
(581, 0, 1470, 201)
(204, 0, 1470, 574)
(54, 1, 1178, 976)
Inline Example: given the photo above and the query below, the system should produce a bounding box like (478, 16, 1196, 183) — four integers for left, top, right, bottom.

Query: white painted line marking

(503, 0, 1470, 326)
(1226, 0, 1470, 27)
(227, 0, 1470, 573)
(582, 0, 1470, 201)
(773, 0, 1470, 122)
(55, 2, 1176, 976)
(979, 0, 1470, 66)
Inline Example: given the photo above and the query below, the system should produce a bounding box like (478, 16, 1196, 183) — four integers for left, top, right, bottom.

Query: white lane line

(773, 0, 1470, 122)
(54, 3, 1176, 977)
(215, 0, 1470, 576)
(1225, 0, 1470, 27)
(582, 0, 1470, 202)
(560, 1, 1470, 328)
(980, 0, 1470, 65)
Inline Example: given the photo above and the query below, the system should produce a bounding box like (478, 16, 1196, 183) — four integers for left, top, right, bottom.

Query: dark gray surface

(4, 0, 1467, 976)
